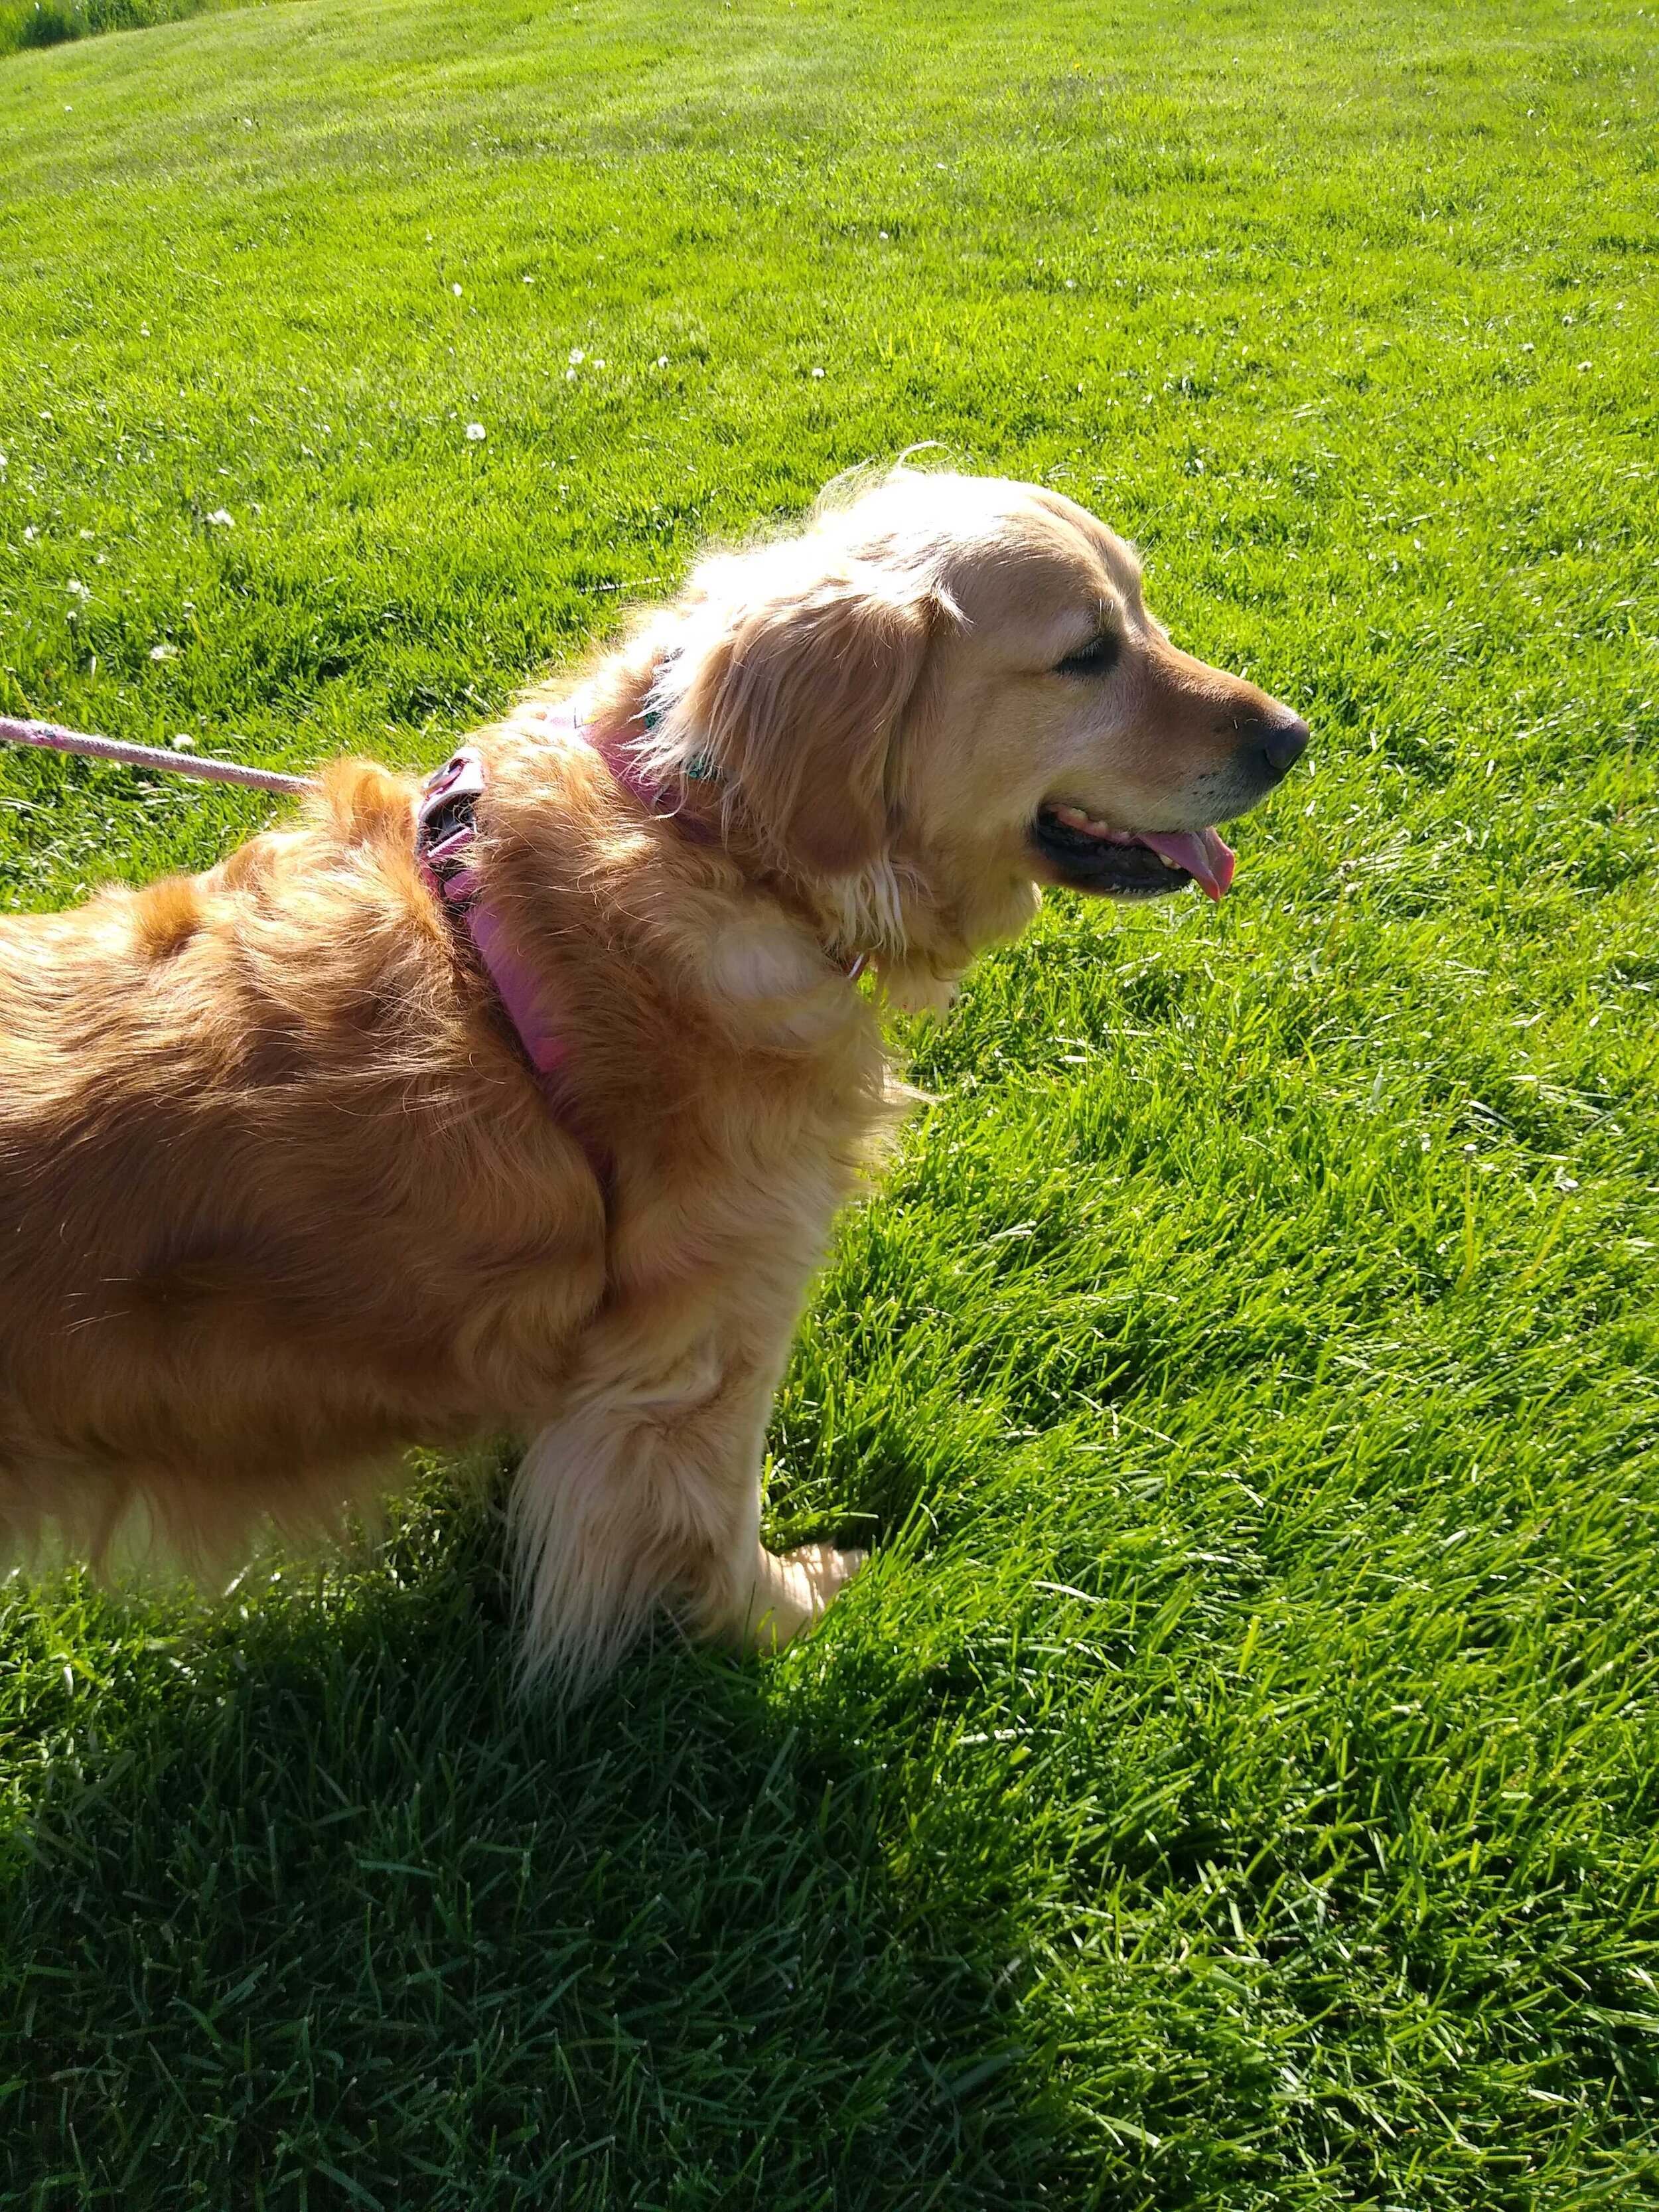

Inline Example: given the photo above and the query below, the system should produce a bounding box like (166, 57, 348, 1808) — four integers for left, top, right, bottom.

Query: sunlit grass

(1, 1, 1656, 2203)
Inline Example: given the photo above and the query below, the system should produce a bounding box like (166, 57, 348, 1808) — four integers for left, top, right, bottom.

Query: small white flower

(139, 325, 150, 338)
(149, 642, 179, 661)
(452, 283, 463, 297)
(206, 508, 234, 526)
(66, 578, 88, 596)
(811, 366, 826, 379)
(79, 528, 93, 539)
(1578, 360, 1592, 372)
(656, 355, 669, 368)
(466, 422, 486, 441)
(24, 525, 37, 540)
(569, 347, 585, 364)
(565, 368, 577, 382)
(0, 454, 7, 469)
(879, 230, 889, 240)
(171, 735, 194, 751)
(594, 358, 606, 369)
(1521, 341, 1535, 352)
(524, 275, 535, 285)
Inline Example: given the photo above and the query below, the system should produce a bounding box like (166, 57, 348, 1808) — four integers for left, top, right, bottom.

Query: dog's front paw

(740, 1540, 867, 1649)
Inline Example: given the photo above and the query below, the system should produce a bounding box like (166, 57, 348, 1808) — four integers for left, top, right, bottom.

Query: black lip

(1030, 808, 1189, 897)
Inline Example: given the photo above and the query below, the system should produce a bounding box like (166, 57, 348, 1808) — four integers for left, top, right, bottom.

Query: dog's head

(640, 468, 1309, 975)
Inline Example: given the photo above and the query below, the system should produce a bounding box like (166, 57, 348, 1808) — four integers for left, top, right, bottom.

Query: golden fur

(0, 469, 1306, 1690)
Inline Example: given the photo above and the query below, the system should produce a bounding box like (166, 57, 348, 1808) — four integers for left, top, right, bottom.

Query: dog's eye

(1054, 632, 1119, 678)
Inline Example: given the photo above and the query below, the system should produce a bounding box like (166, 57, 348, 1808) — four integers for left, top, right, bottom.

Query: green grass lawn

(3, 0, 1658, 2202)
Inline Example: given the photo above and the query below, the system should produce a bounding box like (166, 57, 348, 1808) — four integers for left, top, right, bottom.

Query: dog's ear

(685, 565, 938, 876)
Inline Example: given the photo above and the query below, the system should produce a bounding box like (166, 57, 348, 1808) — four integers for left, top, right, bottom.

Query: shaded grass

(5, 1509, 1056, 2207)
(0, 0, 233, 62)
(1, 0, 1658, 2203)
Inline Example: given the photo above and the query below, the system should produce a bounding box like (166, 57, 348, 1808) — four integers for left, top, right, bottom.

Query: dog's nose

(1246, 714, 1310, 782)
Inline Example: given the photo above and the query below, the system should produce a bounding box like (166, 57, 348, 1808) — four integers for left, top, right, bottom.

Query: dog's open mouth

(1031, 804, 1237, 902)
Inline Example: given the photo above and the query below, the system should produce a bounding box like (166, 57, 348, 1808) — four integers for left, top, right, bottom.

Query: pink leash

(0, 715, 313, 796)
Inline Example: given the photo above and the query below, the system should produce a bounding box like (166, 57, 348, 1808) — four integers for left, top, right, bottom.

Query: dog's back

(0, 761, 607, 1562)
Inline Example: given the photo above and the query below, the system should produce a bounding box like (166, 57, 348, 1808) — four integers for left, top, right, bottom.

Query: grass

(0, 0, 235, 63)
(1, 0, 1657, 2201)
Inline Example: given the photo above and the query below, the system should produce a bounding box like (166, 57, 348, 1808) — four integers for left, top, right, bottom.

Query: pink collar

(413, 716, 869, 1174)
(581, 722, 869, 980)
(583, 724, 718, 846)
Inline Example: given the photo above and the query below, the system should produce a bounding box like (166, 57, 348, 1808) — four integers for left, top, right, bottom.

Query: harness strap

(414, 713, 872, 1177)
(414, 744, 607, 1179)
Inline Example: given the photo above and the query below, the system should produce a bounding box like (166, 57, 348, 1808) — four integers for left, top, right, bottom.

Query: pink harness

(414, 717, 680, 1179)
(414, 745, 574, 1099)
(414, 713, 865, 1181)
(1, 710, 867, 1186)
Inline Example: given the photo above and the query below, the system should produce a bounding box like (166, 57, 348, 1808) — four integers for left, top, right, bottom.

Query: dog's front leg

(510, 1297, 862, 1694)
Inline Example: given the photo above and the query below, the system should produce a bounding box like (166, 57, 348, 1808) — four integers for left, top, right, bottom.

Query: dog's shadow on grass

(3, 1497, 1065, 2210)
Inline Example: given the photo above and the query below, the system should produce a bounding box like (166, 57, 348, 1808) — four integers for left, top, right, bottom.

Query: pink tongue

(1137, 827, 1237, 902)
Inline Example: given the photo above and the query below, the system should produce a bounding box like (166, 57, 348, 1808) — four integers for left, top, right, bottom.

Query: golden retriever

(0, 467, 1307, 1690)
